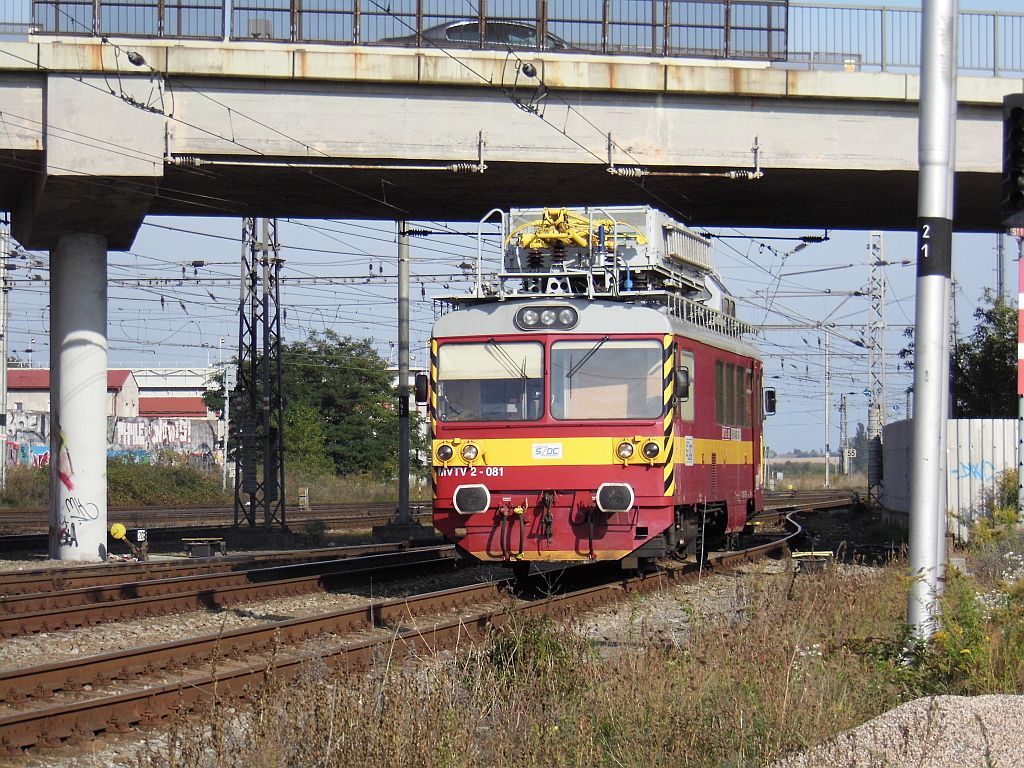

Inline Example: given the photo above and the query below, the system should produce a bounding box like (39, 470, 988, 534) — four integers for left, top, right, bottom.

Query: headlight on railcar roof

(460, 443, 479, 462)
(515, 305, 578, 331)
(642, 442, 660, 459)
(616, 442, 634, 460)
(436, 444, 454, 462)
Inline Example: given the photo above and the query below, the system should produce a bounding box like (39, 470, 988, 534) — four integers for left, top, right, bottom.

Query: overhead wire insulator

(448, 162, 487, 174)
(606, 166, 648, 178)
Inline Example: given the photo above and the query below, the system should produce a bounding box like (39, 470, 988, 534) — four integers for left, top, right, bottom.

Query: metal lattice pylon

(866, 232, 886, 509)
(232, 218, 286, 529)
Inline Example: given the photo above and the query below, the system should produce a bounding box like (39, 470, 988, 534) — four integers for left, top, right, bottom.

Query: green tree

(206, 332, 430, 481)
(952, 290, 1016, 418)
(282, 331, 397, 477)
(851, 421, 868, 473)
(283, 401, 333, 478)
(897, 290, 1015, 419)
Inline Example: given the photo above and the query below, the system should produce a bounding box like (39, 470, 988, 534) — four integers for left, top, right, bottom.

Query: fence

(880, 418, 1018, 542)
(4, 2, 1022, 77)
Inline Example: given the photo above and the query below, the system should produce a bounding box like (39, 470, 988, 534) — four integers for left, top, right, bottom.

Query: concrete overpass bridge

(0, 0, 1022, 558)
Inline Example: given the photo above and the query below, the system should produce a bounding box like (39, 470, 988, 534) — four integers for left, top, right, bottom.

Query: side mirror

(414, 373, 429, 405)
(763, 387, 777, 417)
(675, 367, 690, 400)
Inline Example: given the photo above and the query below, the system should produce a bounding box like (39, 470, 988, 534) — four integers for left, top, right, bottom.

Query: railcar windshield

(437, 341, 544, 421)
(550, 339, 663, 420)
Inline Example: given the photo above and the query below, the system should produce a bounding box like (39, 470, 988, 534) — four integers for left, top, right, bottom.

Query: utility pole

(908, 0, 958, 642)
(824, 328, 831, 488)
(397, 222, 411, 525)
(839, 394, 849, 475)
(1017, 233, 1024, 520)
(997, 233, 1005, 298)
(221, 363, 234, 492)
(233, 218, 286, 530)
(0, 216, 8, 492)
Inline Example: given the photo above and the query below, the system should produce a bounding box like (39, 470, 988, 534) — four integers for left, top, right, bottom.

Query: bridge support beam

(49, 233, 109, 561)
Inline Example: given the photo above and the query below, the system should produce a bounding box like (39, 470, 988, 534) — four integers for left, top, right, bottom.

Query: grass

(137, 512, 1024, 768)
(288, 471, 430, 506)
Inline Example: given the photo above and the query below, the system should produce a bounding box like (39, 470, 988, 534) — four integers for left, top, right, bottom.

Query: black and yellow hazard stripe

(662, 334, 676, 497)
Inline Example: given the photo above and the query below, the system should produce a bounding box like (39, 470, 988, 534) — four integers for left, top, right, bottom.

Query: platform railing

(4, 2, 1023, 78)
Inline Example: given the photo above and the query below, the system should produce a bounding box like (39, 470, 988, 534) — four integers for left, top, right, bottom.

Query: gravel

(771, 694, 1024, 768)
(0, 559, 505, 673)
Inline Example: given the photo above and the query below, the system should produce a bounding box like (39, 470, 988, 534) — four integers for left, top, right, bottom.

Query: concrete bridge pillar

(4, 71, 164, 560)
(48, 233, 109, 561)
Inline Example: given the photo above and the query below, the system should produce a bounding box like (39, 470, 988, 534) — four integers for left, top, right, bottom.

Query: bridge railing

(5, 2, 1023, 77)
(786, 2, 1024, 76)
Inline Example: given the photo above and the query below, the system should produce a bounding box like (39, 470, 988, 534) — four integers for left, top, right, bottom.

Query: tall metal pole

(824, 328, 831, 488)
(840, 393, 849, 476)
(397, 222, 411, 525)
(908, 0, 958, 641)
(221, 363, 233, 492)
(997, 234, 1005, 298)
(1017, 236, 1024, 521)
(0, 216, 9, 492)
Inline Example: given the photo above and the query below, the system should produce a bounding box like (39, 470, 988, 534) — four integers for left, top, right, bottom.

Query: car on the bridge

(379, 19, 574, 51)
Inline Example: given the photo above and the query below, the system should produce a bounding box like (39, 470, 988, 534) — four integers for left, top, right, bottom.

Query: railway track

(0, 545, 456, 637)
(0, 542, 412, 595)
(0, 510, 806, 756)
(0, 505, 434, 556)
(0, 502, 430, 531)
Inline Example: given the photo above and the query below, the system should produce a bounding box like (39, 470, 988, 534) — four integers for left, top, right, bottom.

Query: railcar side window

(742, 369, 753, 427)
(437, 342, 544, 421)
(550, 339, 663, 420)
(716, 361, 754, 427)
(678, 350, 695, 422)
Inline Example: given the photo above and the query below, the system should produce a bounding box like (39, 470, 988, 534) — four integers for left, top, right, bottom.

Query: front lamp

(616, 442, 634, 460)
(436, 444, 454, 462)
(461, 443, 479, 462)
(642, 442, 660, 459)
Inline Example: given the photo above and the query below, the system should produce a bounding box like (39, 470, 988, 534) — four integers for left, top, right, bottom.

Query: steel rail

(0, 546, 456, 637)
(0, 542, 410, 595)
(0, 512, 804, 754)
(0, 502, 430, 530)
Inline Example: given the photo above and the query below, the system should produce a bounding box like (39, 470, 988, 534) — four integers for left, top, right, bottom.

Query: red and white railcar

(422, 206, 773, 568)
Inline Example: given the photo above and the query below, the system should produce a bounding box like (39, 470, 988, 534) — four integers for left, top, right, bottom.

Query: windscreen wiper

(566, 336, 609, 379)
(485, 338, 529, 379)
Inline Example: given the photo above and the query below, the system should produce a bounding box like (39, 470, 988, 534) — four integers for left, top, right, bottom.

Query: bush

(107, 458, 230, 506)
(0, 465, 49, 507)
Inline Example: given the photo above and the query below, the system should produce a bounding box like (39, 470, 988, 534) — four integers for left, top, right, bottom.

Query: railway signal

(1001, 94, 1024, 228)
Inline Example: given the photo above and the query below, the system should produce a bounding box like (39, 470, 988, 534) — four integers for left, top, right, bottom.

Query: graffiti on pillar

(57, 518, 79, 548)
(57, 428, 74, 491)
(65, 496, 100, 523)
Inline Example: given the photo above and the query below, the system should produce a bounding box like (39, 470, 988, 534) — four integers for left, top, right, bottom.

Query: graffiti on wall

(3, 411, 220, 467)
(9, 411, 47, 444)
